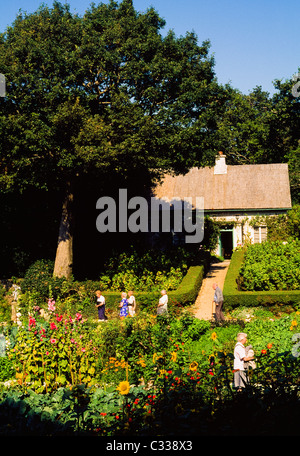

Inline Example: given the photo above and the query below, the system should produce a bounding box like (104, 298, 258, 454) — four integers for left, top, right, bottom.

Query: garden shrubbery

(223, 247, 300, 310)
(18, 247, 210, 319)
(1, 295, 300, 435)
(2, 244, 300, 435)
(99, 247, 202, 292)
(239, 238, 300, 291)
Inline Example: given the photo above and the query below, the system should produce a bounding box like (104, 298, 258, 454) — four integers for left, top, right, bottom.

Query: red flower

(50, 322, 57, 330)
(29, 317, 36, 327)
(261, 349, 267, 354)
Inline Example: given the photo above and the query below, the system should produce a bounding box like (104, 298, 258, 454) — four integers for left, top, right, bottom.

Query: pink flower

(70, 338, 76, 343)
(56, 314, 63, 322)
(50, 338, 57, 344)
(48, 299, 56, 312)
(75, 312, 82, 321)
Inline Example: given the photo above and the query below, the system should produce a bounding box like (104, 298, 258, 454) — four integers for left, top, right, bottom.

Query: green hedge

(83, 265, 206, 319)
(223, 249, 300, 310)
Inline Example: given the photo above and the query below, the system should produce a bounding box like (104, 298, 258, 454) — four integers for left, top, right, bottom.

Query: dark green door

(220, 230, 233, 258)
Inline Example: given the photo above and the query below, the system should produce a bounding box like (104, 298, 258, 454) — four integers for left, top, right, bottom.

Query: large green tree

(212, 78, 300, 204)
(0, 0, 219, 278)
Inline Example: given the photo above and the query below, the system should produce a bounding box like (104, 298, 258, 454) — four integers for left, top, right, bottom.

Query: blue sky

(1, 0, 299, 95)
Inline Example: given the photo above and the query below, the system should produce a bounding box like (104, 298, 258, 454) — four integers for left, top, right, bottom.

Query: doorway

(220, 230, 233, 259)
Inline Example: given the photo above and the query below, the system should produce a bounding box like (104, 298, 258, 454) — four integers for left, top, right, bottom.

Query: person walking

(127, 290, 136, 317)
(233, 332, 254, 391)
(119, 292, 129, 319)
(95, 290, 107, 321)
(212, 283, 225, 322)
(157, 289, 168, 315)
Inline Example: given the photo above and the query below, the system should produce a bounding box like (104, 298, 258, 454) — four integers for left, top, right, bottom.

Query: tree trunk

(53, 181, 74, 279)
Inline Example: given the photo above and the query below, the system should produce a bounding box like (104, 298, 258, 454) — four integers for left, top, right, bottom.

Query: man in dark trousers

(212, 283, 225, 322)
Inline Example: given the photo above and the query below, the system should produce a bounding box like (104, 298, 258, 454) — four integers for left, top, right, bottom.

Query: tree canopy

(0, 0, 221, 277)
(0, 0, 299, 278)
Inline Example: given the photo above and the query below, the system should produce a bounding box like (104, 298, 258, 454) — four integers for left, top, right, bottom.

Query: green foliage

(17, 247, 208, 321)
(239, 239, 300, 291)
(2, 310, 300, 435)
(8, 309, 97, 393)
(224, 248, 300, 310)
(0, 0, 217, 195)
(0, 357, 15, 382)
(21, 260, 65, 301)
(0, 286, 11, 323)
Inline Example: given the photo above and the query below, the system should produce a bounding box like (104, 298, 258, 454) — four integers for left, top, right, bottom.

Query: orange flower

(261, 349, 267, 354)
(267, 343, 273, 349)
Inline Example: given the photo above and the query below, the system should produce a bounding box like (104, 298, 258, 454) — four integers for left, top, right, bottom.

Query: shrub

(239, 239, 300, 291)
(21, 260, 65, 303)
(98, 247, 205, 292)
(223, 249, 300, 311)
(0, 357, 15, 382)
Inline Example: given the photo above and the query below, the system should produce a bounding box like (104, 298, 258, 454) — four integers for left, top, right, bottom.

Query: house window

(254, 226, 267, 243)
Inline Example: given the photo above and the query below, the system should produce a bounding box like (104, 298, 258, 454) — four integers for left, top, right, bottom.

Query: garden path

(190, 260, 231, 320)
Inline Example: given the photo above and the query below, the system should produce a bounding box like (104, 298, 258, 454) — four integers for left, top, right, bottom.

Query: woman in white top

(233, 332, 254, 390)
(127, 291, 136, 317)
(95, 290, 107, 321)
(157, 289, 168, 315)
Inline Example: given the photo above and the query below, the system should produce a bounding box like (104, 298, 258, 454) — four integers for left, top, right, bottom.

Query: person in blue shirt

(119, 292, 129, 319)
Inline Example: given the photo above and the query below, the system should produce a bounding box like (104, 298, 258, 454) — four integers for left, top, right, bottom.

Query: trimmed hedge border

(83, 264, 206, 318)
(223, 249, 300, 310)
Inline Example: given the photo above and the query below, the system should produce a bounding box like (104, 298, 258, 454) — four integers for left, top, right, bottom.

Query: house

(153, 152, 292, 258)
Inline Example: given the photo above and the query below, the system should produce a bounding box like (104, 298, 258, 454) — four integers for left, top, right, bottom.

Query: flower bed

(1, 303, 300, 435)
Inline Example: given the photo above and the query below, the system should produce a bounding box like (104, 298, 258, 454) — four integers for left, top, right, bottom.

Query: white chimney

(214, 151, 227, 175)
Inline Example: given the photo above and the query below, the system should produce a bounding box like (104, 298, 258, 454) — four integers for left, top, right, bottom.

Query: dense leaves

(0, 0, 218, 194)
(1, 306, 300, 435)
(238, 239, 300, 291)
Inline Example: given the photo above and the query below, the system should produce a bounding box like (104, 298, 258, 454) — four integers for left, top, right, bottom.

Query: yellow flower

(171, 351, 177, 362)
(137, 358, 146, 367)
(211, 332, 217, 341)
(116, 381, 130, 395)
(292, 320, 298, 327)
(153, 353, 164, 364)
(208, 354, 215, 363)
(189, 361, 198, 371)
(159, 369, 167, 377)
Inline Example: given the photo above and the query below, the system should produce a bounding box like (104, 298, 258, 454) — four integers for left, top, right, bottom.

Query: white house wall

(210, 211, 284, 257)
